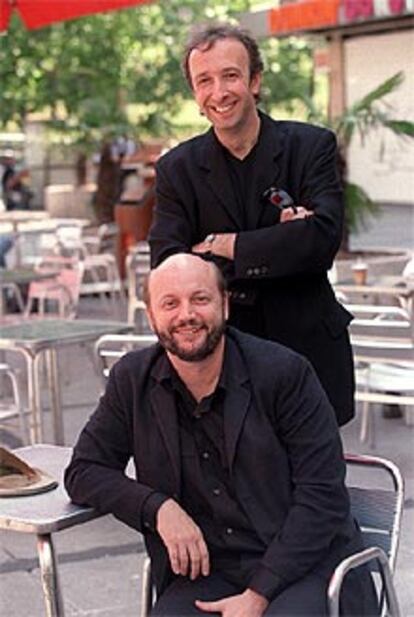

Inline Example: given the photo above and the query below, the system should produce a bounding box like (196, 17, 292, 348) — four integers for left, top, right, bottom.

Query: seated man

(65, 254, 378, 616)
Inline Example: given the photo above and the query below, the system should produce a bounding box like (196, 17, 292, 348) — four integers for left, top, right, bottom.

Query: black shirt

(141, 340, 280, 598)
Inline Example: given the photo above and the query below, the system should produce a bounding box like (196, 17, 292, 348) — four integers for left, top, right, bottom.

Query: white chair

(125, 242, 151, 331)
(57, 223, 126, 315)
(94, 333, 157, 385)
(348, 305, 414, 445)
(0, 362, 29, 444)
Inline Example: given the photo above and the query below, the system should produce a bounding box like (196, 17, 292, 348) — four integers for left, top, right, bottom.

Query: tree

(0, 1, 313, 220)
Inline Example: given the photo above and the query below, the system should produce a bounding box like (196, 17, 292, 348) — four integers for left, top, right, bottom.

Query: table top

(335, 276, 414, 296)
(0, 210, 50, 224)
(0, 444, 101, 534)
(0, 267, 58, 286)
(0, 318, 133, 352)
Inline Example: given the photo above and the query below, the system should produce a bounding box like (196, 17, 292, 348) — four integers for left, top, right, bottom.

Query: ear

(145, 306, 156, 333)
(250, 72, 261, 97)
(223, 292, 230, 321)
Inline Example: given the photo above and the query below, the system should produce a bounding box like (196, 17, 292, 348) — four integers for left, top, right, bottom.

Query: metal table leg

(37, 533, 65, 617)
(23, 349, 43, 443)
(45, 348, 64, 445)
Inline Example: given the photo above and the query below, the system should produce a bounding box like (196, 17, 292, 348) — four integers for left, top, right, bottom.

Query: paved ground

(1, 294, 413, 616)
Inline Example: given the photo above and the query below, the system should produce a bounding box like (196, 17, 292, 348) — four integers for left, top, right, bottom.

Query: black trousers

(150, 567, 379, 616)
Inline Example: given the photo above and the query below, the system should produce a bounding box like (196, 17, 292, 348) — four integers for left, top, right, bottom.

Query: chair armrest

(327, 546, 400, 617)
(140, 556, 154, 617)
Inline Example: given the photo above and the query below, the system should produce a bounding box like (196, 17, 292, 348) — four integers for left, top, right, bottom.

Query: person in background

(0, 233, 14, 268)
(1, 152, 32, 211)
(65, 254, 378, 617)
(149, 23, 354, 428)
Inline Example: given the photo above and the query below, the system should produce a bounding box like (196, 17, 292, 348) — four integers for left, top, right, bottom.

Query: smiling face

(146, 255, 228, 363)
(188, 37, 261, 140)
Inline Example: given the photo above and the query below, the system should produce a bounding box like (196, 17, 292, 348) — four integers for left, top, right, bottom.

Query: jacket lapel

(222, 338, 252, 471)
(197, 130, 243, 228)
(247, 114, 287, 229)
(197, 116, 287, 231)
(150, 382, 181, 494)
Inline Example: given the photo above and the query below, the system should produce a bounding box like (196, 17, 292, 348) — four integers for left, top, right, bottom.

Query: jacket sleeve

(234, 129, 344, 281)
(64, 365, 158, 532)
(249, 353, 352, 599)
(149, 159, 196, 267)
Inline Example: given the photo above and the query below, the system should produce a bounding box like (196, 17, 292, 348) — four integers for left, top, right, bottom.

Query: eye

(161, 298, 178, 310)
(195, 76, 211, 88)
(193, 294, 210, 305)
(224, 70, 239, 81)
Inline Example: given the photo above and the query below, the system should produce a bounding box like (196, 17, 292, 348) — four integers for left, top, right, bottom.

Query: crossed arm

(192, 207, 314, 261)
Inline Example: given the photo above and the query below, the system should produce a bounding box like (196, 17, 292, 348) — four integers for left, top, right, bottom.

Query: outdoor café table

(0, 444, 103, 617)
(0, 319, 132, 444)
(0, 266, 58, 317)
(0, 211, 51, 265)
(334, 276, 414, 321)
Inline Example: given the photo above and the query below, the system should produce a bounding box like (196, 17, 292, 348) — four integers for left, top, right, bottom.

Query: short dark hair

(182, 23, 264, 90)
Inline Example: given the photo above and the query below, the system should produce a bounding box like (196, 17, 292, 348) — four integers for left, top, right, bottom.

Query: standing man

(149, 24, 354, 426)
(65, 254, 378, 616)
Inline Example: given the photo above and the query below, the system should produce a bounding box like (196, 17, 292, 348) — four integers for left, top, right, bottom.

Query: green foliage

(0, 0, 310, 146)
(300, 71, 414, 244)
(344, 182, 378, 235)
(0, 0, 249, 144)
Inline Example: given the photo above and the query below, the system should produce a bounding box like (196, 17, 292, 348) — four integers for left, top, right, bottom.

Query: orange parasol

(1, 0, 154, 32)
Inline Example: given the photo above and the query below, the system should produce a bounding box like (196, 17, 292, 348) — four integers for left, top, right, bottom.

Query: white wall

(344, 29, 414, 205)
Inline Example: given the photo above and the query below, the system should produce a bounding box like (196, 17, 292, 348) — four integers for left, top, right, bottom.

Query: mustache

(171, 318, 205, 332)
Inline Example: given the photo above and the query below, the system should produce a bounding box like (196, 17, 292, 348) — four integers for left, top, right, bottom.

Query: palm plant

(305, 72, 414, 252)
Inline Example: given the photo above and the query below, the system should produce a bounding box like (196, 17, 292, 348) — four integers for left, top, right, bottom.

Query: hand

(192, 233, 236, 260)
(196, 588, 268, 616)
(156, 499, 210, 580)
(280, 206, 314, 223)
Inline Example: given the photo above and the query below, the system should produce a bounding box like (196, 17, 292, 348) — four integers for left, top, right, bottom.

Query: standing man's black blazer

(65, 328, 369, 605)
(149, 113, 354, 426)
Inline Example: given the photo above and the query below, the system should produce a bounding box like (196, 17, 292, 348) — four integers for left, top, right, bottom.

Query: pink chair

(25, 256, 84, 319)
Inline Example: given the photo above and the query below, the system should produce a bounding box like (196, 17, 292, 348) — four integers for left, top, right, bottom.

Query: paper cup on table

(351, 261, 368, 285)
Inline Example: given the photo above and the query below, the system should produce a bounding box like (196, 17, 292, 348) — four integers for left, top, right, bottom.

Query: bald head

(146, 254, 226, 308)
(145, 254, 228, 362)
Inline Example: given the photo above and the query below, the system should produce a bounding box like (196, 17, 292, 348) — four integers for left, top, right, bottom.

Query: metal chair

(348, 306, 414, 444)
(0, 362, 29, 444)
(94, 333, 157, 384)
(125, 242, 150, 331)
(138, 453, 404, 617)
(328, 453, 404, 616)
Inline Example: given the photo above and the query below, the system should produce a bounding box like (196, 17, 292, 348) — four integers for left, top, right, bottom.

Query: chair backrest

(94, 333, 157, 383)
(348, 302, 414, 366)
(345, 453, 404, 573)
(26, 256, 85, 318)
(125, 242, 151, 328)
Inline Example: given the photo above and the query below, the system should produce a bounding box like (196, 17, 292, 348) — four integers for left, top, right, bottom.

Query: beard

(153, 317, 226, 362)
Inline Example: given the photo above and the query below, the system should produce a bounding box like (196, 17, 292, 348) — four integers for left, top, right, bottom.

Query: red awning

(1, 0, 153, 32)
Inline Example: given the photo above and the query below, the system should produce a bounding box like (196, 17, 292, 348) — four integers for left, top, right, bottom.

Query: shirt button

(253, 267, 261, 276)
(213, 488, 221, 496)
(226, 527, 233, 535)
(246, 268, 253, 276)
(202, 451, 210, 460)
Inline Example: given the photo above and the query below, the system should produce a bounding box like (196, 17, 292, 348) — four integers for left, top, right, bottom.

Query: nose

(177, 299, 195, 322)
(211, 77, 227, 100)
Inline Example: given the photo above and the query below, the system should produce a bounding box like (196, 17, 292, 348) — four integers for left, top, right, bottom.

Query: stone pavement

(1, 295, 413, 616)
